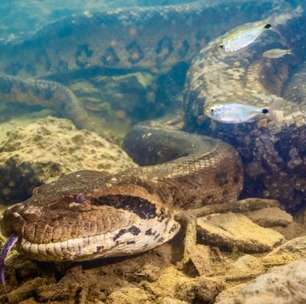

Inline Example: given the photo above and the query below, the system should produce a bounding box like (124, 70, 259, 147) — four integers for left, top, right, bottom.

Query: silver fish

(263, 48, 292, 59)
(205, 103, 269, 124)
(220, 22, 271, 53)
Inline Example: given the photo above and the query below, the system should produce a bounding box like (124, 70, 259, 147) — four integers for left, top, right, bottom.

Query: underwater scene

(1, 0, 306, 303)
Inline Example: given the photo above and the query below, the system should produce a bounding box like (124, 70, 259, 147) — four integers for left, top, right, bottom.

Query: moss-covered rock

(0, 116, 135, 204)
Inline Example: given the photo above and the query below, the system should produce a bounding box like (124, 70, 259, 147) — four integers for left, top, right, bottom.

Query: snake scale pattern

(0, 0, 299, 261)
(185, 6, 306, 211)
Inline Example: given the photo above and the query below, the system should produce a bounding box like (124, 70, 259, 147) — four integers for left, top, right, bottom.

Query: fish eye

(219, 44, 224, 49)
(264, 24, 272, 29)
(210, 108, 214, 113)
(262, 108, 269, 114)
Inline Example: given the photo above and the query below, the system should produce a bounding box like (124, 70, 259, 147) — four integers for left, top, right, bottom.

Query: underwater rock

(107, 287, 151, 304)
(147, 266, 224, 303)
(263, 236, 306, 267)
(215, 259, 306, 304)
(157, 298, 188, 304)
(174, 276, 224, 303)
(197, 213, 284, 253)
(244, 207, 293, 227)
(0, 116, 135, 204)
(225, 255, 265, 282)
(0, 277, 53, 304)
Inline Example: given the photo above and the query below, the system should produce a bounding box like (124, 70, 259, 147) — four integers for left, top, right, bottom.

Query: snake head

(0, 171, 180, 262)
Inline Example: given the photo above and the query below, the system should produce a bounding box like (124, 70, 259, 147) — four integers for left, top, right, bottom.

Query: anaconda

(1, 126, 242, 261)
(184, 7, 306, 211)
(0, 0, 287, 135)
(0, 0, 297, 261)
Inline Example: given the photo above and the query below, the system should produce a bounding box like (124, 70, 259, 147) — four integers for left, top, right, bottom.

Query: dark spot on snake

(113, 228, 127, 241)
(178, 40, 190, 58)
(158, 237, 165, 243)
(155, 36, 173, 64)
(169, 224, 178, 234)
(127, 240, 136, 245)
(215, 171, 229, 187)
(112, 225, 141, 241)
(154, 233, 160, 240)
(97, 245, 104, 252)
(145, 228, 154, 236)
(165, 217, 170, 226)
(128, 225, 141, 236)
(4, 63, 23, 76)
(100, 47, 120, 66)
(0, 77, 13, 94)
(75, 44, 93, 68)
(206, 195, 214, 204)
(94, 195, 157, 219)
(158, 208, 169, 222)
(126, 41, 144, 64)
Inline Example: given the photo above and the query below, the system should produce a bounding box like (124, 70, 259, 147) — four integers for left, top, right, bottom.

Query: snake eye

(75, 193, 86, 204)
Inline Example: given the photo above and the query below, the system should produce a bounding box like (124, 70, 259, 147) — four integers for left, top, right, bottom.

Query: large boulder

(0, 116, 135, 204)
(215, 259, 306, 304)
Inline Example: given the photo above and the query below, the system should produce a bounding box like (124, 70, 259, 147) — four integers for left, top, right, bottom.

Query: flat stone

(263, 236, 306, 266)
(186, 244, 214, 276)
(197, 213, 284, 253)
(107, 287, 151, 304)
(147, 267, 190, 299)
(244, 207, 293, 227)
(225, 255, 265, 282)
(215, 260, 306, 304)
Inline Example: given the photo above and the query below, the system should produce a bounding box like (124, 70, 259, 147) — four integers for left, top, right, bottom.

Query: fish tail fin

(287, 49, 293, 55)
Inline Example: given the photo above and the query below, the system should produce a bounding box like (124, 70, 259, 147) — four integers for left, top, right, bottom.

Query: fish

(263, 48, 292, 59)
(220, 23, 272, 52)
(205, 103, 269, 124)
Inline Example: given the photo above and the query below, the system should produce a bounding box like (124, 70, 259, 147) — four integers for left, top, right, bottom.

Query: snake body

(184, 7, 306, 211)
(0, 0, 286, 135)
(1, 126, 242, 261)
